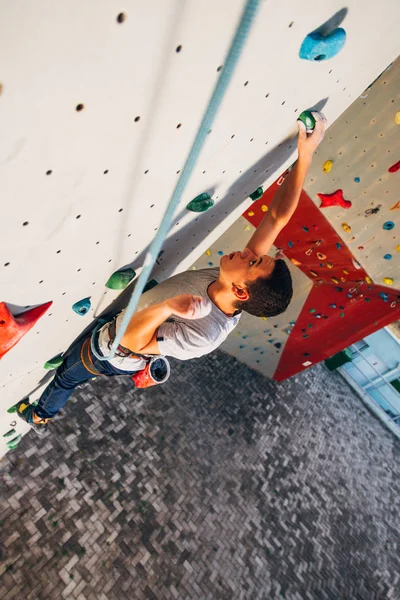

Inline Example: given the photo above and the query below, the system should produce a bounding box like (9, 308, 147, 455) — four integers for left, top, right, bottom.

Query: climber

(16, 112, 327, 434)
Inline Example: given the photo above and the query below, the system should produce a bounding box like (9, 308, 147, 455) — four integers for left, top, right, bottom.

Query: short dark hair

(235, 259, 293, 317)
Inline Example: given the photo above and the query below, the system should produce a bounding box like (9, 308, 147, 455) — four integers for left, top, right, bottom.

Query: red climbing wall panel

(243, 174, 400, 381)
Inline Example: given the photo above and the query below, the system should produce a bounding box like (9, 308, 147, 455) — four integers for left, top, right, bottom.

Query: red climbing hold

(388, 160, 400, 173)
(317, 189, 352, 209)
(0, 301, 52, 359)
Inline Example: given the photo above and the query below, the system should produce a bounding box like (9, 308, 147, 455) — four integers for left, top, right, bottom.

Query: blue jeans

(35, 331, 138, 420)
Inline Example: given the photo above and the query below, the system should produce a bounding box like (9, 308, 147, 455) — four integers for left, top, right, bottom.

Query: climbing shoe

(14, 399, 50, 436)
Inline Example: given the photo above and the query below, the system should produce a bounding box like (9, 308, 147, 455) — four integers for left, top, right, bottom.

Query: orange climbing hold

(342, 223, 351, 233)
(390, 201, 400, 211)
(0, 301, 52, 359)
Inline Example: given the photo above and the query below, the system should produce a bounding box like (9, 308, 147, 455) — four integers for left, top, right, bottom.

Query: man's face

(219, 248, 276, 290)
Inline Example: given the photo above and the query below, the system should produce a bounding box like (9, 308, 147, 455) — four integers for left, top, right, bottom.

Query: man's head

(219, 248, 293, 317)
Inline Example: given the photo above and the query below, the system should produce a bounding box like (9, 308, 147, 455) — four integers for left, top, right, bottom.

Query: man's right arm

(120, 293, 207, 354)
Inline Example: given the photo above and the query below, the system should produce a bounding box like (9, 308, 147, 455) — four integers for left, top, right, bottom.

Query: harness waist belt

(107, 319, 149, 360)
(81, 337, 102, 376)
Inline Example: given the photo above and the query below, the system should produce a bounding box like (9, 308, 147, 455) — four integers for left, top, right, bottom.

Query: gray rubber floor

(1, 352, 400, 600)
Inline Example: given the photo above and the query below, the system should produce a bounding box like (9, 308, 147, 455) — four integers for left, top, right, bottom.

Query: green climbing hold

(249, 187, 264, 201)
(3, 429, 16, 438)
(7, 434, 22, 450)
(7, 403, 18, 414)
(143, 279, 158, 293)
(309, 308, 316, 313)
(44, 353, 64, 370)
(106, 268, 136, 290)
(297, 110, 315, 133)
(186, 192, 214, 213)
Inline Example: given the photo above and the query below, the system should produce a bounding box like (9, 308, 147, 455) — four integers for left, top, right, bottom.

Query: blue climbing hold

(208, 262, 213, 266)
(384, 254, 392, 260)
(239, 345, 246, 349)
(72, 297, 91, 316)
(354, 177, 360, 183)
(302, 226, 309, 232)
(336, 242, 341, 250)
(299, 28, 346, 61)
(288, 241, 293, 248)
(329, 304, 336, 308)
(218, 251, 224, 256)
(383, 221, 395, 231)
(380, 292, 388, 302)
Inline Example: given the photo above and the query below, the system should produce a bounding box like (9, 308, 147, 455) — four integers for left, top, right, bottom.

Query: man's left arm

(246, 112, 327, 257)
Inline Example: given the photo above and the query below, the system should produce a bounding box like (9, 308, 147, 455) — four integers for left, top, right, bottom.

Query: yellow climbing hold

(395, 111, 400, 125)
(397, 244, 400, 253)
(310, 270, 318, 277)
(205, 249, 211, 256)
(261, 205, 268, 212)
(342, 223, 351, 233)
(245, 225, 252, 231)
(342, 269, 349, 275)
(326, 262, 333, 269)
(323, 160, 333, 173)
(248, 210, 255, 217)
(383, 277, 393, 285)
(331, 277, 339, 284)
(262, 317, 267, 321)
(365, 276, 372, 284)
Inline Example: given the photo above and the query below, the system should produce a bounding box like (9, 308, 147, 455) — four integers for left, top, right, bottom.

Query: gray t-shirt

(98, 268, 241, 371)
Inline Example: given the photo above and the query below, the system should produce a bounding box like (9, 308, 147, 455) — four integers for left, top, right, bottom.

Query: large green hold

(186, 193, 214, 213)
(249, 187, 263, 201)
(106, 268, 136, 290)
(44, 353, 64, 370)
(7, 434, 22, 450)
(297, 110, 315, 133)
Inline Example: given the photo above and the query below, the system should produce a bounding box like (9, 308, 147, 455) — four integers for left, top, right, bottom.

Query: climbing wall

(209, 58, 400, 381)
(1, 0, 400, 455)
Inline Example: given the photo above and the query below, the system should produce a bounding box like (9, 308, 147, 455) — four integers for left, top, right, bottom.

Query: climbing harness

(90, 0, 262, 361)
(106, 318, 150, 361)
(80, 337, 102, 376)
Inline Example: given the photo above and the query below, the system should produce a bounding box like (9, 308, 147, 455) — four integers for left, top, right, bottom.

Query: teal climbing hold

(218, 251, 224, 256)
(186, 192, 214, 213)
(72, 297, 91, 315)
(106, 268, 136, 290)
(7, 434, 22, 450)
(299, 28, 346, 61)
(384, 254, 392, 260)
(354, 177, 360, 183)
(44, 353, 64, 370)
(383, 221, 395, 231)
(297, 111, 315, 133)
(249, 187, 263, 201)
(336, 242, 341, 250)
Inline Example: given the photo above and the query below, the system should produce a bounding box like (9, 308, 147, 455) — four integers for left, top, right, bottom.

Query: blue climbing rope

(91, 0, 262, 361)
